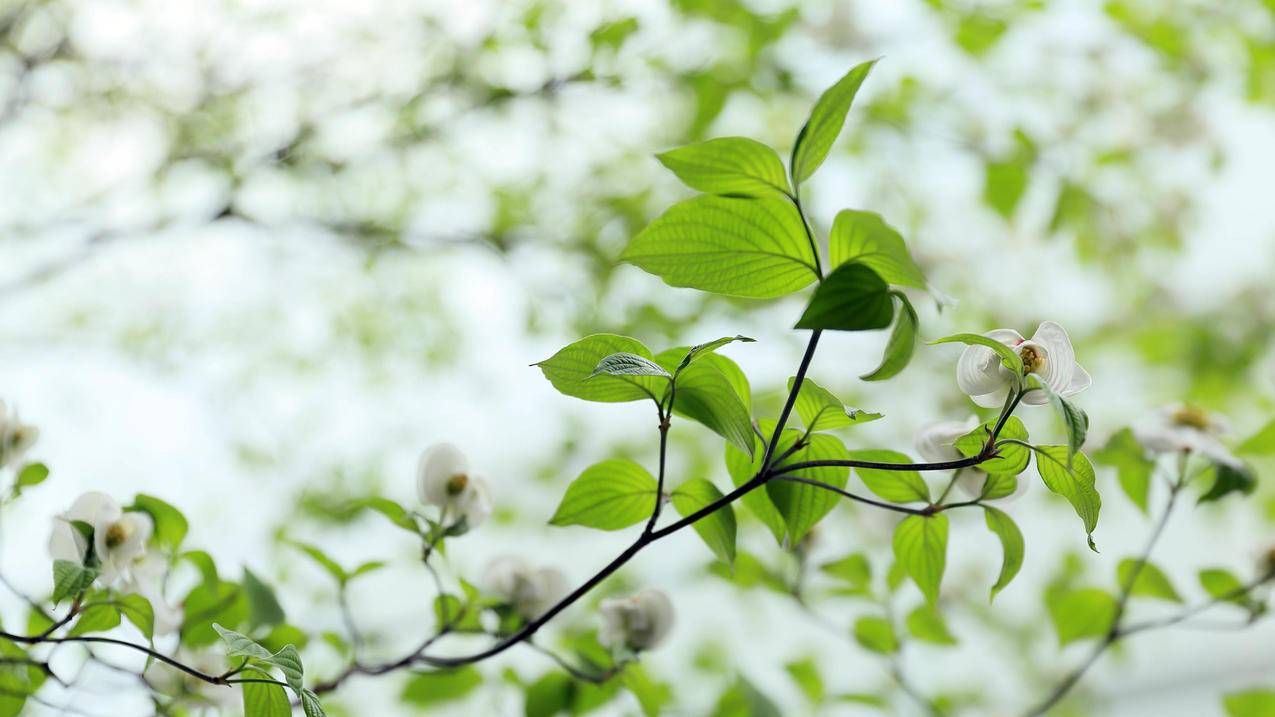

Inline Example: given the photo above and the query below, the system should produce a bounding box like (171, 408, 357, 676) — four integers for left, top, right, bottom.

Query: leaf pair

(214, 625, 327, 717)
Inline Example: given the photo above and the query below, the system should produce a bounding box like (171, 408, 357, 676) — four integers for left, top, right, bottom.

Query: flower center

(445, 473, 469, 496)
(104, 522, 129, 549)
(1170, 405, 1210, 431)
(1018, 345, 1045, 374)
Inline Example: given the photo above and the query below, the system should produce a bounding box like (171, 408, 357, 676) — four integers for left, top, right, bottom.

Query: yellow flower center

(1170, 405, 1210, 431)
(445, 473, 469, 496)
(1018, 345, 1045, 374)
(104, 522, 129, 549)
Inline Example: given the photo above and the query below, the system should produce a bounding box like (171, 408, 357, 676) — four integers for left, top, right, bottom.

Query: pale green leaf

(1117, 559, 1182, 603)
(892, 514, 948, 604)
(1223, 689, 1275, 717)
(766, 432, 852, 543)
(671, 478, 736, 564)
(51, 560, 97, 605)
(983, 506, 1024, 601)
(828, 210, 926, 288)
(591, 352, 671, 379)
(549, 459, 658, 530)
(128, 494, 188, 551)
(401, 667, 483, 707)
(953, 417, 1030, 475)
(536, 335, 664, 403)
(789, 377, 882, 432)
(658, 349, 754, 456)
(930, 333, 1024, 376)
(68, 603, 121, 637)
(242, 668, 291, 717)
(725, 435, 787, 544)
(852, 615, 898, 655)
(676, 335, 755, 374)
(1034, 446, 1102, 551)
(791, 60, 877, 184)
(1093, 427, 1153, 514)
(784, 657, 825, 704)
(657, 137, 791, 197)
(849, 449, 930, 503)
(1237, 419, 1275, 456)
(1049, 589, 1117, 645)
(243, 568, 286, 629)
(905, 604, 957, 645)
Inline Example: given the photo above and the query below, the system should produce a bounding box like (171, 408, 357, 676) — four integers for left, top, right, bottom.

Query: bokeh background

(2, 0, 1275, 715)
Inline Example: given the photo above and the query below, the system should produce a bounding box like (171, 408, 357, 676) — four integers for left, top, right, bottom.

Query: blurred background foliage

(3, 0, 1275, 715)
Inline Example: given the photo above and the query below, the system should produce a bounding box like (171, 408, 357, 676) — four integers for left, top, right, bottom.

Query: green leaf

(621, 663, 670, 717)
(289, 542, 349, 585)
(790, 378, 882, 432)
(712, 676, 783, 717)
(670, 478, 736, 564)
(213, 624, 274, 660)
(181, 581, 248, 648)
(1117, 559, 1182, 603)
(905, 604, 957, 645)
(766, 432, 853, 544)
(820, 552, 872, 597)
(848, 449, 930, 503)
(982, 130, 1035, 219)
(128, 494, 188, 551)
(13, 463, 49, 493)
(978, 473, 1020, 500)
(358, 497, 420, 533)
(1050, 588, 1117, 645)
(1223, 689, 1275, 717)
(243, 568, 286, 628)
(1198, 462, 1257, 504)
(549, 459, 658, 530)
(1093, 427, 1154, 513)
(525, 672, 573, 717)
(51, 560, 97, 605)
(242, 668, 291, 717)
(1028, 376, 1089, 459)
(656, 137, 791, 198)
(827, 210, 926, 288)
(1199, 568, 1249, 605)
(892, 514, 948, 604)
(784, 657, 825, 704)
(620, 195, 818, 299)
(725, 435, 787, 544)
(953, 417, 1030, 475)
(791, 59, 877, 185)
(68, 603, 121, 636)
(794, 263, 894, 332)
(676, 335, 755, 374)
(119, 594, 155, 640)
(591, 352, 671, 379)
(660, 350, 755, 456)
(930, 333, 1024, 376)
(1237, 419, 1275, 455)
(0, 637, 45, 717)
(852, 615, 898, 655)
(861, 292, 919, 381)
(535, 335, 664, 403)
(300, 689, 327, 717)
(401, 667, 483, 707)
(1034, 446, 1102, 551)
(982, 506, 1024, 601)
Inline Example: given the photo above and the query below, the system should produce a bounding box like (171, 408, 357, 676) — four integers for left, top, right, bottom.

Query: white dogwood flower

(0, 401, 39, 469)
(914, 416, 1029, 502)
(956, 322, 1091, 408)
(482, 556, 567, 619)
(416, 442, 492, 531)
(599, 589, 674, 651)
(1133, 404, 1240, 467)
(48, 492, 153, 585)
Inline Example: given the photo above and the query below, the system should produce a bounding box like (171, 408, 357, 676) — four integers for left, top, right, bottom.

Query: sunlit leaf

(657, 137, 791, 198)
(549, 459, 658, 531)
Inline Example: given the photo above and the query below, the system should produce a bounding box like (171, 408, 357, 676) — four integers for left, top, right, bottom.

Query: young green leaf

(1223, 689, 1275, 717)
(892, 514, 948, 605)
(1027, 376, 1088, 458)
(828, 210, 926, 288)
(536, 335, 664, 403)
(300, 689, 327, 717)
(953, 417, 1030, 475)
(1093, 427, 1154, 514)
(243, 568, 286, 628)
(766, 432, 853, 543)
(119, 594, 155, 640)
(358, 497, 421, 534)
(128, 494, 189, 551)
(289, 542, 349, 586)
(795, 263, 894, 332)
(820, 553, 873, 597)
(68, 603, 122, 637)
(656, 137, 791, 198)
(791, 59, 877, 185)
(676, 335, 755, 374)
(670, 478, 737, 565)
(982, 506, 1024, 601)
(401, 667, 483, 707)
(1117, 559, 1182, 603)
(242, 668, 291, 717)
(51, 560, 97, 605)
(549, 459, 658, 531)
(784, 657, 825, 704)
(848, 449, 930, 503)
(1198, 568, 1249, 605)
(929, 333, 1024, 376)
(1198, 462, 1257, 504)
(789, 377, 882, 432)
(852, 615, 898, 655)
(1236, 418, 1275, 456)
(622, 663, 671, 717)
(1048, 589, 1117, 645)
(13, 462, 49, 495)
(905, 604, 957, 645)
(620, 195, 819, 298)
(590, 352, 671, 379)
(660, 352, 755, 456)
(860, 292, 919, 381)
(1034, 446, 1102, 551)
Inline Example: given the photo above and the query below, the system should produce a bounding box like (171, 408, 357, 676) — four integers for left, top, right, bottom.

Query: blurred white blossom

(599, 589, 674, 652)
(416, 442, 492, 530)
(1133, 404, 1239, 467)
(482, 555, 567, 619)
(47, 492, 153, 585)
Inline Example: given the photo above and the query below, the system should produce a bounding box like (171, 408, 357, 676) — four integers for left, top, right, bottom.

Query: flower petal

(971, 386, 1012, 409)
(416, 442, 470, 508)
(1031, 322, 1077, 394)
(956, 328, 1022, 398)
(1064, 363, 1092, 397)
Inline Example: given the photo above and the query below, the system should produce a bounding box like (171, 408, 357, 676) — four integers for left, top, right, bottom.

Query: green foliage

(1117, 559, 1182, 603)
(242, 668, 292, 717)
(791, 60, 877, 185)
(852, 615, 898, 655)
(906, 604, 957, 645)
(537, 335, 665, 403)
(764, 431, 853, 543)
(657, 137, 791, 198)
(820, 552, 873, 597)
(676, 335, 755, 374)
(591, 352, 671, 379)
(1094, 427, 1154, 513)
(983, 129, 1035, 219)
(1048, 588, 1117, 645)
(68, 602, 122, 637)
(784, 657, 824, 704)
(789, 378, 882, 432)
(214, 625, 311, 706)
(983, 506, 1024, 601)
(244, 567, 287, 628)
(288, 541, 382, 588)
(1198, 568, 1250, 605)
(549, 459, 658, 531)
(1223, 688, 1275, 717)
(670, 478, 737, 564)
(621, 196, 818, 298)
(621, 663, 671, 716)
(848, 449, 931, 503)
(724, 437, 787, 544)
(401, 667, 483, 706)
(1237, 419, 1275, 455)
(0, 637, 45, 717)
(860, 292, 919, 381)
(659, 348, 754, 456)
(954, 417, 1030, 475)
(711, 676, 783, 717)
(827, 210, 927, 288)
(51, 560, 97, 605)
(795, 263, 894, 332)
(1198, 462, 1257, 504)
(128, 494, 189, 550)
(1033, 446, 1102, 551)
(12, 462, 48, 498)
(892, 514, 948, 604)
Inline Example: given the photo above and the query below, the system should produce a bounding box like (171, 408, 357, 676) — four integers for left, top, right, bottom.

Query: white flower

(482, 556, 567, 619)
(1133, 404, 1240, 467)
(416, 442, 492, 530)
(0, 401, 39, 469)
(599, 589, 674, 651)
(125, 553, 183, 635)
(914, 416, 981, 463)
(48, 492, 153, 585)
(956, 322, 1091, 408)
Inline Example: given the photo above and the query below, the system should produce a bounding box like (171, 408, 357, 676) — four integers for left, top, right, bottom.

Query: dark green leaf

(51, 560, 97, 605)
(1198, 462, 1257, 504)
(795, 263, 893, 332)
(243, 568, 286, 628)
